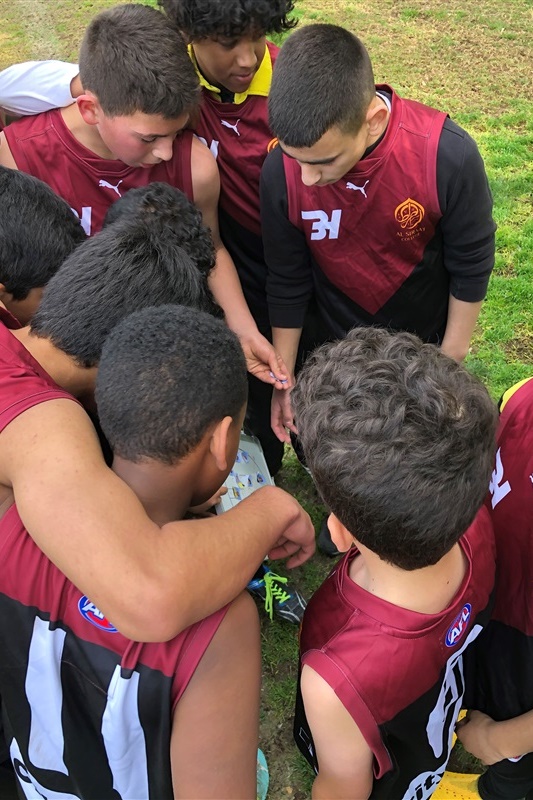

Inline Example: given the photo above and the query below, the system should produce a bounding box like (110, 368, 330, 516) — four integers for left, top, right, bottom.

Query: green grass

(1, 0, 532, 794)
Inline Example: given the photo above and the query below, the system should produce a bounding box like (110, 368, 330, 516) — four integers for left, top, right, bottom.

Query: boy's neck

(11, 327, 96, 402)
(61, 103, 115, 160)
(112, 455, 194, 526)
(348, 541, 467, 615)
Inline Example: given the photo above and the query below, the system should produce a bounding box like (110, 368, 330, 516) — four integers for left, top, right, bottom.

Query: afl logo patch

(445, 603, 471, 648)
(78, 596, 117, 633)
(267, 137, 279, 153)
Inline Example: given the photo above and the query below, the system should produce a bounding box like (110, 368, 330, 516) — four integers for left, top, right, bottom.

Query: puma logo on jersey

(99, 179, 123, 197)
(301, 209, 342, 240)
(489, 447, 511, 508)
(346, 179, 369, 198)
(220, 119, 241, 136)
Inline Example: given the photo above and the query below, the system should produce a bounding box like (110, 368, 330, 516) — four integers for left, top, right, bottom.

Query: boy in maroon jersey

(457, 378, 533, 800)
(262, 24, 495, 444)
(0, 3, 287, 395)
(291, 327, 498, 799)
(0, 305, 262, 799)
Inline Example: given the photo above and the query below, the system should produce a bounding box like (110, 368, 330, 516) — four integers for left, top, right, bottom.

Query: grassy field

(1, 0, 532, 795)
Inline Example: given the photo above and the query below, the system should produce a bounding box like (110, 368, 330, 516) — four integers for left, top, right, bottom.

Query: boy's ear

(366, 101, 389, 138)
(77, 93, 101, 126)
(0, 284, 12, 304)
(327, 514, 355, 553)
(209, 416, 234, 473)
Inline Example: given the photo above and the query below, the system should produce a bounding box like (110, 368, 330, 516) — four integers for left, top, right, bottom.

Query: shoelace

(263, 571, 291, 620)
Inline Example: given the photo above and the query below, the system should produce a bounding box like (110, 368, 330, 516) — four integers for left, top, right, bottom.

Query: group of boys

(0, 1, 531, 799)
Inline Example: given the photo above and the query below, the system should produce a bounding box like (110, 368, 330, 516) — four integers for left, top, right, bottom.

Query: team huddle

(0, 1, 530, 799)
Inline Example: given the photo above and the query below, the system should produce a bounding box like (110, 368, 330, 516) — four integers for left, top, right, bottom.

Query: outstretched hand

(238, 330, 290, 389)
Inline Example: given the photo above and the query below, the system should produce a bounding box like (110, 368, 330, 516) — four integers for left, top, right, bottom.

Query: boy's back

(295, 509, 495, 798)
(291, 326, 498, 799)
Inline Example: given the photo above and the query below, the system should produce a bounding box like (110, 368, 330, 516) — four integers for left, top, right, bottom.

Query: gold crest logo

(267, 137, 279, 153)
(394, 198, 425, 230)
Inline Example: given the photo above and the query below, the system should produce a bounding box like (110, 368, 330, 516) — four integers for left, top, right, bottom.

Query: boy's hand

(267, 490, 315, 568)
(271, 386, 298, 443)
(237, 329, 290, 389)
(456, 711, 508, 765)
(189, 486, 227, 515)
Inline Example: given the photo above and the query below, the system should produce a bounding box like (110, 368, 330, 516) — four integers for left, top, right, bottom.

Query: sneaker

(257, 748, 269, 800)
(247, 564, 307, 624)
(317, 517, 342, 558)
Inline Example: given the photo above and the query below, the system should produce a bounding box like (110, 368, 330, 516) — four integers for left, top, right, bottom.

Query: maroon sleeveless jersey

(284, 87, 447, 315)
(194, 40, 278, 237)
(464, 378, 533, 725)
(4, 109, 194, 235)
(0, 311, 228, 798)
(295, 508, 495, 799)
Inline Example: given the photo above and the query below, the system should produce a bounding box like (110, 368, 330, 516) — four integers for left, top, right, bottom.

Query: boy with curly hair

(292, 327, 498, 799)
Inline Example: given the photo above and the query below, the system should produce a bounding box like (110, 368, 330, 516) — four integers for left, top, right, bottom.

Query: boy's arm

(0, 399, 314, 643)
(0, 60, 79, 115)
(170, 592, 260, 799)
(438, 123, 495, 362)
(457, 709, 533, 765)
(301, 665, 374, 800)
(190, 137, 288, 388)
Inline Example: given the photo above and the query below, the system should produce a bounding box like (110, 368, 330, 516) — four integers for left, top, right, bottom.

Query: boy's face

(95, 109, 190, 167)
(192, 34, 266, 95)
(280, 123, 372, 187)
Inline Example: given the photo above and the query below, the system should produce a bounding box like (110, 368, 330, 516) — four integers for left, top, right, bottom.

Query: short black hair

(159, 0, 296, 39)
(293, 327, 498, 571)
(31, 214, 215, 368)
(103, 183, 215, 278)
(269, 24, 376, 148)
(79, 4, 200, 118)
(96, 305, 247, 464)
(0, 167, 86, 299)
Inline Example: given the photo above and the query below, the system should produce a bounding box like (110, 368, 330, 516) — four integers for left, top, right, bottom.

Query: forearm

(440, 296, 482, 362)
(208, 244, 258, 336)
(272, 326, 303, 377)
(480, 712, 533, 762)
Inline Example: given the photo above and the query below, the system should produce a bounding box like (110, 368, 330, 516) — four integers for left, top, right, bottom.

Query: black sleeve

(436, 118, 496, 302)
(260, 146, 314, 328)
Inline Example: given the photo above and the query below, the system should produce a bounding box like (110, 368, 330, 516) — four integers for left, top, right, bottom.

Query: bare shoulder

(0, 130, 18, 168)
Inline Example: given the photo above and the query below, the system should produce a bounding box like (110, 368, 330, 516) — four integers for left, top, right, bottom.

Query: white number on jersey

(489, 447, 511, 509)
(301, 209, 342, 240)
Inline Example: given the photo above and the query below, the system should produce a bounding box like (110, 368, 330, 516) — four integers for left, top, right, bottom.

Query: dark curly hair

(292, 327, 498, 571)
(158, 0, 297, 39)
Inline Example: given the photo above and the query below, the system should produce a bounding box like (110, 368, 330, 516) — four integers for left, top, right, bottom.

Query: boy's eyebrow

(133, 119, 189, 139)
(279, 146, 338, 166)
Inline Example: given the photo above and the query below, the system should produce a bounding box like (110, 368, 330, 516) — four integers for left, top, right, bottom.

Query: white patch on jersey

(102, 665, 149, 800)
(98, 179, 123, 197)
(26, 618, 68, 774)
(220, 118, 241, 136)
(196, 135, 220, 160)
(346, 180, 370, 197)
(301, 209, 342, 240)
(71, 206, 92, 236)
(10, 737, 78, 800)
(400, 624, 482, 800)
(489, 447, 511, 509)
